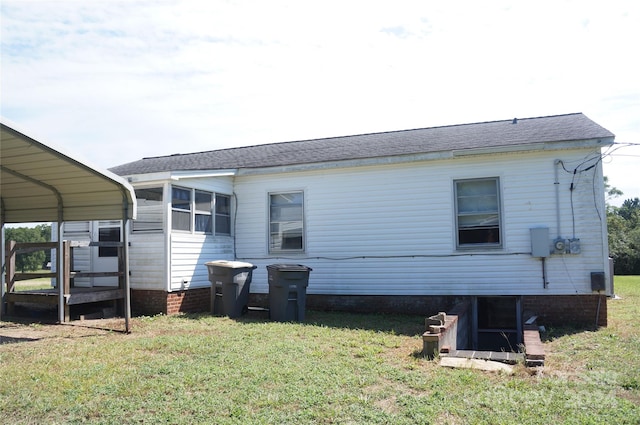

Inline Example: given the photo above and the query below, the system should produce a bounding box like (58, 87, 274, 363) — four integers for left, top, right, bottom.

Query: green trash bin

(205, 260, 257, 318)
(267, 264, 312, 322)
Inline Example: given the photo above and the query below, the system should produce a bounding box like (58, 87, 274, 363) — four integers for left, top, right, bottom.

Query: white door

(91, 221, 121, 287)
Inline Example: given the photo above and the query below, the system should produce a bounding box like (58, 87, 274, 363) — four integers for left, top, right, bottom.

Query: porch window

(269, 191, 304, 252)
(454, 178, 501, 248)
(215, 194, 231, 235)
(171, 187, 192, 231)
(194, 190, 212, 233)
(170, 186, 218, 234)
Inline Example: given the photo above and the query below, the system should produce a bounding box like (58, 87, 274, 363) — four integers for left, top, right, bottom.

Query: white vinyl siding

(129, 233, 165, 290)
(132, 187, 163, 233)
(234, 148, 609, 297)
(53, 221, 92, 287)
(169, 233, 234, 290)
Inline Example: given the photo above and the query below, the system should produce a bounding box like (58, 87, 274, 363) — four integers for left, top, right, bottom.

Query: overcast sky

(2, 0, 639, 204)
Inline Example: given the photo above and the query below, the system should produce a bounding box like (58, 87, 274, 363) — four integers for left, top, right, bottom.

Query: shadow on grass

(2, 303, 129, 334)
(0, 335, 41, 345)
(538, 324, 602, 343)
(186, 308, 427, 337)
(303, 310, 425, 337)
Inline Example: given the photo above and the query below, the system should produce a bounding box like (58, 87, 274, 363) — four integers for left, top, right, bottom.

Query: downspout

(554, 159, 562, 238)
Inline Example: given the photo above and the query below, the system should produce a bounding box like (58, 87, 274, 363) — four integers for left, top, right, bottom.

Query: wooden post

(63, 240, 71, 322)
(471, 296, 478, 351)
(5, 240, 16, 293)
(516, 296, 523, 346)
(4, 240, 17, 316)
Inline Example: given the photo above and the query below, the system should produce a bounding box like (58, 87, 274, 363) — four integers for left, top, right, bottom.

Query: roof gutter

(237, 151, 454, 176)
(170, 169, 238, 180)
(125, 170, 238, 184)
(236, 137, 614, 177)
(452, 138, 614, 157)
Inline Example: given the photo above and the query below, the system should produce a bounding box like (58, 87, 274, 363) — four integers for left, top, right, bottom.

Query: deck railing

(3, 240, 124, 321)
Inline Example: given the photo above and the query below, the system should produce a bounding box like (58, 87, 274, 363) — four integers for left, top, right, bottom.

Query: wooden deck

(3, 240, 126, 323)
(6, 287, 124, 306)
(5, 287, 124, 321)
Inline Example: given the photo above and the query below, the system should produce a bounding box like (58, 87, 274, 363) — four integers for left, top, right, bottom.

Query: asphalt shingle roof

(109, 113, 614, 176)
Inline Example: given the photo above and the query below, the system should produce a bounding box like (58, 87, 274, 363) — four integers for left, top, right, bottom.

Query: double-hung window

(215, 194, 231, 235)
(455, 178, 501, 248)
(269, 191, 304, 252)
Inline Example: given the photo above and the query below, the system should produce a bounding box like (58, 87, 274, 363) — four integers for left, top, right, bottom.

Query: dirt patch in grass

(0, 318, 127, 345)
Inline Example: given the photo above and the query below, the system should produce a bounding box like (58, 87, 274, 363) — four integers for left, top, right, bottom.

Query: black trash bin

(267, 264, 312, 322)
(205, 260, 257, 318)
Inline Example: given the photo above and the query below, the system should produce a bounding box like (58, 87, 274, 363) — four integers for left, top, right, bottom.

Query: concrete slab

(440, 356, 515, 374)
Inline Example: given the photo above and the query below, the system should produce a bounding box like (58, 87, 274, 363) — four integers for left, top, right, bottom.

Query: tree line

(4, 224, 52, 273)
(607, 196, 640, 275)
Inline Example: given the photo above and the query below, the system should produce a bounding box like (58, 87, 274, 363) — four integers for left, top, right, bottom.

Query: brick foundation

(131, 288, 211, 316)
(249, 293, 465, 316)
(252, 293, 607, 327)
(522, 294, 607, 327)
(131, 290, 607, 327)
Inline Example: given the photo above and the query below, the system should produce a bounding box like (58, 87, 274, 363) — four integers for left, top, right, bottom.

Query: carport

(1, 119, 137, 331)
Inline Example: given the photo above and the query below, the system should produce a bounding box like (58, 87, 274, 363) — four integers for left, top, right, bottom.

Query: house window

(455, 178, 501, 248)
(132, 187, 163, 232)
(171, 186, 217, 234)
(269, 192, 304, 252)
(194, 190, 212, 233)
(215, 194, 231, 235)
(98, 226, 121, 257)
(171, 187, 192, 231)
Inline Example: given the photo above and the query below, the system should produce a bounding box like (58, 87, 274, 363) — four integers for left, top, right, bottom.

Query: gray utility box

(267, 264, 312, 322)
(205, 260, 257, 318)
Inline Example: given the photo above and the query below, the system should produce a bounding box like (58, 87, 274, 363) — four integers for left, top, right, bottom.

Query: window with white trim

(169, 186, 216, 234)
(215, 194, 231, 235)
(194, 190, 212, 233)
(454, 178, 501, 248)
(171, 186, 192, 232)
(269, 191, 304, 252)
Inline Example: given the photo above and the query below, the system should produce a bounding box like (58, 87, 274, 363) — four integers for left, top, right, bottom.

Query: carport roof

(1, 119, 136, 224)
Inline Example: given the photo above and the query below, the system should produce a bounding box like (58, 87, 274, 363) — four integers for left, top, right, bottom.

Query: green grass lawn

(9, 269, 55, 291)
(1, 278, 639, 424)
